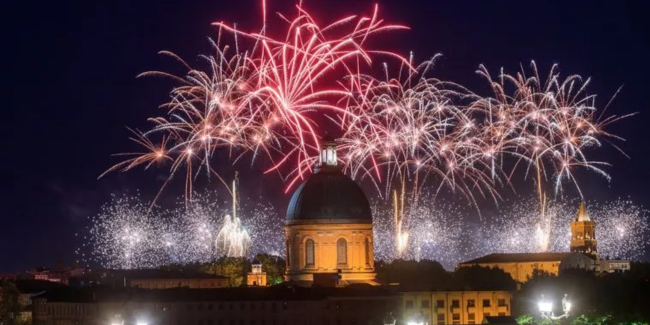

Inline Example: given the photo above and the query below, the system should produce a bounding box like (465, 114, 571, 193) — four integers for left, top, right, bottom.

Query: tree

(451, 265, 516, 291)
(375, 259, 450, 291)
(0, 281, 20, 325)
(515, 263, 650, 324)
(515, 315, 534, 325)
(203, 257, 247, 287)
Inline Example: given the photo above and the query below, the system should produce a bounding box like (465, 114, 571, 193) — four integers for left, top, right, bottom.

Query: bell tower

(570, 202, 598, 258)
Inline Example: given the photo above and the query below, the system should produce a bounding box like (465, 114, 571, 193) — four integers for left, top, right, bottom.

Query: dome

(286, 166, 372, 223)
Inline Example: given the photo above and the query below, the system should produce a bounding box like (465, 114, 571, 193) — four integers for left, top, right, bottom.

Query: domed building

(284, 141, 377, 285)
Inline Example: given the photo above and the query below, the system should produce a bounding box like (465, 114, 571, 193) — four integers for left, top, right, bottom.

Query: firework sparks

(473, 197, 650, 260)
(102, 4, 409, 200)
(79, 192, 282, 269)
(216, 214, 251, 257)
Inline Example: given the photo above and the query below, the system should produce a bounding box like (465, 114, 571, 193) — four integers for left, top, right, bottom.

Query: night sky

(4, 0, 650, 272)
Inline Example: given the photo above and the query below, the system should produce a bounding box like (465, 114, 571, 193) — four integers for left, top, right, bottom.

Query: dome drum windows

(337, 238, 348, 266)
(305, 239, 315, 268)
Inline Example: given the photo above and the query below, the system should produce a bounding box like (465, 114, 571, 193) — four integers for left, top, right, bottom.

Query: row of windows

(188, 302, 289, 312)
(301, 238, 372, 267)
(405, 298, 507, 309)
(42, 300, 385, 317)
(169, 318, 359, 325)
(435, 312, 506, 325)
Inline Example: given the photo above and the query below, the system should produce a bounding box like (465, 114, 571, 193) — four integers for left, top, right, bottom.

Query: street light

(407, 313, 428, 325)
(539, 294, 571, 321)
(538, 301, 553, 314)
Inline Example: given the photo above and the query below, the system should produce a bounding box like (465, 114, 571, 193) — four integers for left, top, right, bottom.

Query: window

(364, 238, 371, 265)
(436, 300, 444, 308)
(484, 313, 490, 317)
(421, 300, 430, 308)
(208, 304, 214, 311)
(451, 300, 460, 308)
(452, 314, 460, 325)
(468, 313, 475, 325)
(467, 299, 475, 307)
(405, 300, 414, 309)
(306, 239, 315, 266)
(437, 314, 444, 323)
(497, 299, 506, 307)
(482, 299, 491, 307)
(337, 238, 348, 265)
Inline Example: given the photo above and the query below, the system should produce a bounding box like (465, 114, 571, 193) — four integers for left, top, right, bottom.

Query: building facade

(247, 261, 267, 286)
(285, 141, 376, 285)
(457, 253, 596, 283)
(91, 269, 229, 289)
(598, 259, 631, 273)
(570, 202, 598, 258)
(402, 291, 513, 325)
(32, 286, 401, 325)
(130, 277, 228, 289)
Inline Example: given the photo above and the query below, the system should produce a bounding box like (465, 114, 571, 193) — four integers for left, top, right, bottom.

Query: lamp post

(538, 294, 571, 322)
(406, 313, 427, 325)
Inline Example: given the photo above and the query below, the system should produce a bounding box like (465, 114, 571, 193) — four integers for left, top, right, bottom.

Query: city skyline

(3, 0, 650, 272)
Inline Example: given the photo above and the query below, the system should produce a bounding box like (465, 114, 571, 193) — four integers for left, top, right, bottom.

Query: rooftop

(101, 269, 228, 280)
(34, 284, 399, 303)
(575, 202, 591, 222)
(458, 252, 580, 265)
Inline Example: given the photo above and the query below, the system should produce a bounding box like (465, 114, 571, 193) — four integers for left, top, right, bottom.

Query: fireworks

(79, 192, 283, 269)
(372, 196, 467, 267)
(216, 214, 251, 257)
(335, 59, 633, 255)
(101, 3, 409, 200)
(95, 2, 641, 268)
(472, 197, 650, 260)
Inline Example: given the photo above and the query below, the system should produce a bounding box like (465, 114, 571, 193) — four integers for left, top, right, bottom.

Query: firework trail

(337, 59, 633, 255)
(372, 196, 468, 268)
(472, 61, 636, 250)
(101, 4, 410, 201)
(216, 214, 251, 257)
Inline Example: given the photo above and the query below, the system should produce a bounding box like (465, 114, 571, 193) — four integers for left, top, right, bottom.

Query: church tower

(570, 202, 598, 258)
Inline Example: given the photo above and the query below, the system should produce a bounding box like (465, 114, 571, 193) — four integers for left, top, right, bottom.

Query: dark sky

(3, 0, 650, 272)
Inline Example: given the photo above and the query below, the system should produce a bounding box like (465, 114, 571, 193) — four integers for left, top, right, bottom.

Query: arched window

(337, 238, 347, 265)
(364, 237, 371, 266)
(305, 239, 315, 267)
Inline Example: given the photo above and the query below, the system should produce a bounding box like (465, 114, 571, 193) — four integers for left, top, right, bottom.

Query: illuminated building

(402, 291, 513, 325)
(457, 253, 596, 283)
(31, 286, 401, 325)
(284, 140, 376, 285)
(458, 203, 610, 283)
(570, 202, 598, 258)
(247, 260, 267, 286)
